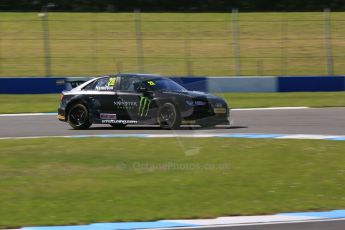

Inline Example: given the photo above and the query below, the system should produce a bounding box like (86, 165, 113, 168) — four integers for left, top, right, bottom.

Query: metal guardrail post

(231, 9, 241, 76)
(257, 59, 263, 76)
(281, 17, 288, 76)
(324, 8, 334, 76)
(134, 9, 144, 73)
(0, 20, 2, 76)
(90, 12, 99, 75)
(39, 6, 52, 77)
(116, 61, 123, 73)
(183, 14, 193, 76)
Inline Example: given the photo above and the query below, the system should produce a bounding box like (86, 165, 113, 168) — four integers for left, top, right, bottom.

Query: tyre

(109, 124, 127, 129)
(157, 102, 181, 129)
(68, 104, 91, 130)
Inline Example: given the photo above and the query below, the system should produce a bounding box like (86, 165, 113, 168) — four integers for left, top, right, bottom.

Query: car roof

(118, 73, 164, 80)
(91, 73, 164, 80)
(78, 73, 164, 89)
(67, 73, 167, 93)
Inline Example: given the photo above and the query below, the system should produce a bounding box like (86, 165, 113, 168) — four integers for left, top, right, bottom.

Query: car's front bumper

(193, 108, 231, 126)
(196, 115, 230, 125)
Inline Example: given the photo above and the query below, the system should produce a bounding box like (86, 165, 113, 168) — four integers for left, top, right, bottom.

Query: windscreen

(145, 78, 187, 92)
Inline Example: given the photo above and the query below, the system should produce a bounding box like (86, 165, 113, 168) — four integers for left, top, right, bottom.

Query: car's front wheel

(68, 104, 91, 130)
(157, 102, 181, 129)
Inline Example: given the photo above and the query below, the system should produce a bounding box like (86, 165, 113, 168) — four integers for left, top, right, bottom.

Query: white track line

(0, 133, 345, 141)
(148, 218, 345, 230)
(277, 134, 340, 140)
(0, 113, 57, 117)
(232, 107, 309, 111)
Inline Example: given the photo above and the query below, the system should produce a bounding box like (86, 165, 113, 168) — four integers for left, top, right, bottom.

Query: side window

(82, 82, 94, 91)
(93, 77, 116, 91)
(119, 76, 142, 92)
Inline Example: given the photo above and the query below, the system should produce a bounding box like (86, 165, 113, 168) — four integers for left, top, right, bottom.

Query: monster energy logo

(138, 96, 151, 117)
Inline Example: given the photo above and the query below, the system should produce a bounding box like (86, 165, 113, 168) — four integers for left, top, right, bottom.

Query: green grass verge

(0, 92, 344, 114)
(0, 94, 60, 114)
(217, 92, 345, 108)
(1, 12, 345, 76)
(1, 138, 345, 228)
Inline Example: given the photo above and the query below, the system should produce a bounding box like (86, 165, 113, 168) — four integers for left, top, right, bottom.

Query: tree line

(1, 0, 345, 12)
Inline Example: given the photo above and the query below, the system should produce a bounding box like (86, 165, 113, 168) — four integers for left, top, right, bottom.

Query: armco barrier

(170, 77, 207, 92)
(1, 76, 345, 94)
(0, 77, 65, 94)
(277, 76, 345, 92)
(0, 77, 208, 94)
(207, 76, 277, 93)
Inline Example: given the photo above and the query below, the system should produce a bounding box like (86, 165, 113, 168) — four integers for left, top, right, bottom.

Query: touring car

(58, 73, 231, 129)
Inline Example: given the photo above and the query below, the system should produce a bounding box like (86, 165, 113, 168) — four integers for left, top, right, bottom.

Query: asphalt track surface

(0, 108, 345, 138)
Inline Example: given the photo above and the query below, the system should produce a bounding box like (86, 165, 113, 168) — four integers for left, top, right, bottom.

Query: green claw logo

(138, 96, 151, 117)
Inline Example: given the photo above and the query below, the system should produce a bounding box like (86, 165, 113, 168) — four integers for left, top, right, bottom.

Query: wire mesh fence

(0, 10, 343, 77)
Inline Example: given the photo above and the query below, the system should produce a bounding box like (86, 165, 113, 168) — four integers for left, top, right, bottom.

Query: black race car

(58, 73, 231, 129)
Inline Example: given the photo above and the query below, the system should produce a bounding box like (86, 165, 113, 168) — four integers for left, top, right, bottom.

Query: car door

(116, 76, 152, 121)
(88, 76, 118, 122)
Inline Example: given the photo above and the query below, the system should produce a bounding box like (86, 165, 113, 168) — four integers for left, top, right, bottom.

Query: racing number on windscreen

(147, 80, 155, 86)
(108, 77, 116, 87)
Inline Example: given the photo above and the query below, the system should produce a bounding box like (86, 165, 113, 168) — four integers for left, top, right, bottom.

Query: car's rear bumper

(57, 108, 66, 121)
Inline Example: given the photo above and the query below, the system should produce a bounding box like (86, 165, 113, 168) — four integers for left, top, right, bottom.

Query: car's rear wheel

(157, 102, 181, 129)
(68, 104, 91, 130)
(109, 124, 127, 129)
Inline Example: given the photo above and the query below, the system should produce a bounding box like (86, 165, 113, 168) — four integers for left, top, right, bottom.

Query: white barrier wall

(208, 76, 277, 93)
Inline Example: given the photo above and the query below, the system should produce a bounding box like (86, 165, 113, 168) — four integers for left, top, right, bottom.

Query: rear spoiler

(64, 77, 92, 91)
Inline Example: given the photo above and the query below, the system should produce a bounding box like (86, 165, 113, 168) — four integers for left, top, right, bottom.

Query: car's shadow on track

(80, 125, 248, 131)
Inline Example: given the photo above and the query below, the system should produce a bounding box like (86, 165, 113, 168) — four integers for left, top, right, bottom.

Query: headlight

(185, 99, 194, 106)
(214, 102, 225, 108)
(185, 99, 207, 106)
(194, 101, 207, 106)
